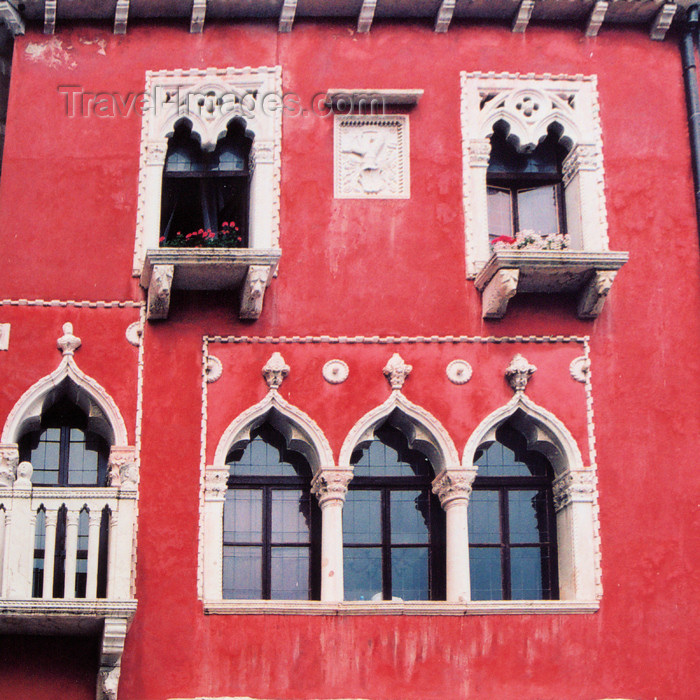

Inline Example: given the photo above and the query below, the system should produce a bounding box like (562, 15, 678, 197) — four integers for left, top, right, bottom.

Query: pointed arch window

(469, 422, 558, 601)
(160, 119, 252, 248)
(223, 423, 321, 600)
(344, 422, 445, 602)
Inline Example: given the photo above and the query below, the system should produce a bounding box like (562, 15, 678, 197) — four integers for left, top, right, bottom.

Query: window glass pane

(30, 428, 61, 485)
(32, 509, 46, 598)
(224, 490, 262, 543)
(468, 490, 501, 544)
(343, 491, 381, 544)
(351, 425, 432, 478)
(469, 547, 502, 600)
(270, 547, 309, 600)
(517, 185, 559, 235)
(223, 546, 262, 599)
(509, 489, 551, 544)
(487, 186, 513, 240)
(344, 547, 383, 601)
(271, 490, 311, 544)
(75, 508, 89, 598)
(475, 440, 534, 477)
(68, 429, 101, 485)
(228, 431, 306, 478)
(391, 547, 429, 601)
(390, 490, 429, 544)
(510, 547, 544, 600)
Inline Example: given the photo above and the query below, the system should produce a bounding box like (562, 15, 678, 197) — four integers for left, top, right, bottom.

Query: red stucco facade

(0, 17, 698, 700)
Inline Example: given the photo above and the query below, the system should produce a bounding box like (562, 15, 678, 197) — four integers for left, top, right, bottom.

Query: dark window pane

(487, 186, 513, 240)
(509, 490, 549, 544)
(271, 490, 311, 544)
(390, 490, 429, 544)
(517, 185, 559, 235)
(223, 490, 262, 544)
(32, 508, 46, 598)
(344, 547, 383, 601)
(96, 507, 110, 599)
(75, 508, 89, 598)
(223, 546, 262, 599)
(468, 490, 501, 544)
(510, 547, 544, 600)
(343, 491, 381, 544)
(270, 547, 309, 600)
(391, 547, 429, 601)
(469, 547, 502, 601)
(227, 428, 308, 478)
(352, 424, 432, 478)
(475, 439, 539, 477)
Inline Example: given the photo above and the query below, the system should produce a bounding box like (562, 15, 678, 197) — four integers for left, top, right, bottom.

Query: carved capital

(310, 468, 354, 506)
(144, 140, 168, 166)
(108, 447, 138, 490)
(251, 140, 275, 167)
(57, 322, 81, 356)
(204, 467, 229, 501)
(432, 469, 477, 508)
(239, 265, 271, 320)
(553, 469, 596, 512)
(505, 353, 537, 393)
(383, 353, 412, 391)
(0, 444, 19, 487)
(468, 138, 492, 167)
(481, 268, 519, 319)
(577, 270, 617, 319)
(562, 143, 599, 185)
(147, 264, 174, 321)
(262, 351, 289, 390)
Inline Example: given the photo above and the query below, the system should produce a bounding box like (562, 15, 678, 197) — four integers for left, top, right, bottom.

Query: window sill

(474, 250, 629, 319)
(140, 248, 281, 321)
(203, 600, 599, 616)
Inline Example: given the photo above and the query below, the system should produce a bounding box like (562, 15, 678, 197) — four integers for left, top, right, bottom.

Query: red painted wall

(0, 18, 698, 700)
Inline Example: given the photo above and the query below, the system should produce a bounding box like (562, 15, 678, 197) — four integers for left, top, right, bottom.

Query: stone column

(202, 467, 229, 600)
(64, 509, 80, 599)
(311, 468, 354, 602)
(86, 508, 102, 599)
(42, 507, 58, 599)
(432, 469, 477, 603)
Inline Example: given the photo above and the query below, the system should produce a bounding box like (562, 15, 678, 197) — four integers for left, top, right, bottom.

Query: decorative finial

(262, 352, 290, 389)
(383, 353, 412, 391)
(505, 353, 536, 393)
(57, 322, 81, 356)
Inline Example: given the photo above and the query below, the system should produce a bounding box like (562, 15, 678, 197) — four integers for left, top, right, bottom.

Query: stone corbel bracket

(97, 616, 129, 700)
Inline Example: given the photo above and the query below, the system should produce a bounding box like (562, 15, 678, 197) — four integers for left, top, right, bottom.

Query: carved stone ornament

(432, 469, 477, 507)
(204, 468, 230, 501)
(15, 460, 33, 488)
(107, 448, 138, 490)
(570, 356, 590, 383)
(239, 265, 271, 320)
(322, 359, 349, 384)
(125, 322, 142, 347)
(505, 354, 537, 393)
(310, 468, 354, 506)
(57, 322, 81, 356)
(481, 268, 519, 319)
(262, 352, 290, 390)
(146, 264, 174, 321)
(0, 445, 19, 487)
(383, 353, 412, 391)
(577, 270, 617, 319)
(446, 359, 472, 385)
(99, 665, 121, 700)
(553, 469, 596, 512)
(205, 355, 223, 383)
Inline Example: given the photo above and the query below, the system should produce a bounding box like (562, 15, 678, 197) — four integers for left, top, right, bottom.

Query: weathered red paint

(0, 18, 698, 700)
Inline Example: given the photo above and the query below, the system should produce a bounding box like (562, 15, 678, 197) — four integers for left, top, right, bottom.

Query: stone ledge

(474, 250, 629, 319)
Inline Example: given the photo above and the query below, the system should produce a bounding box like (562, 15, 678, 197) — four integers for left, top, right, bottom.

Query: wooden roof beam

(114, 0, 129, 35)
(358, 0, 377, 33)
(435, 0, 456, 33)
(190, 0, 206, 33)
(279, 0, 297, 32)
(650, 2, 677, 40)
(585, 1, 608, 38)
(512, 0, 534, 33)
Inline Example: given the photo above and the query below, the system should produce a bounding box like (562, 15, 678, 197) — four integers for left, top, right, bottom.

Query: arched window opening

(18, 395, 110, 487)
(223, 422, 320, 600)
(32, 506, 46, 598)
(487, 125, 570, 248)
(470, 422, 558, 601)
(344, 421, 445, 602)
(97, 506, 110, 599)
(75, 506, 90, 598)
(160, 119, 252, 248)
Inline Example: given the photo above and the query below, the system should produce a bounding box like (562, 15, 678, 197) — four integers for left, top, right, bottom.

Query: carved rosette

(446, 359, 472, 385)
(262, 352, 290, 390)
(205, 355, 223, 383)
(204, 467, 229, 501)
(57, 322, 82, 356)
(552, 469, 596, 512)
(322, 359, 349, 384)
(505, 353, 537, 393)
(569, 356, 590, 383)
(107, 447, 138, 490)
(125, 322, 142, 347)
(0, 444, 19, 487)
(310, 468, 354, 506)
(432, 469, 477, 508)
(383, 353, 412, 391)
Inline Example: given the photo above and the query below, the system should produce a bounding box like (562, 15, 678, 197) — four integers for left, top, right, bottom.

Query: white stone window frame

(334, 115, 410, 199)
(134, 66, 282, 320)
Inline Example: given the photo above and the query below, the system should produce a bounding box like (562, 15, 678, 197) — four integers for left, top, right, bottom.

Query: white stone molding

(322, 359, 349, 384)
(133, 65, 282, 275)
(461, 72, 613, 277)
(0, 1, 24, 35)
(190, 0, 206, 33)
(107, 447, 139, 490)
(239, 265, 272, 320)
(261, 351, 290, 390)
(125, 321, 142, 347)
(586, 1, 608, 38)
(650, 2, 677, 41)
(446, 359, 472, 385)
(278, 0, 297, 32)
(0, 445, 18, 487)
(338, 391, 459, 473)
(0, 323, 9, 350)
(383, 353, 412, 391)
(204, 355, 223, 383)
(97, 616, 128, 700)
(334, 116, 410, 199)
(480, 269, 519, 319)
(463, 393, 598, 601)
(505, 353, 537, 393)
(57, 322, 81, 356)
(435, 0, 456, 33)
(512, 0, 534, 33)
(569, 355, 590, 383)
(44, 0, 57, 34)
(326, 89, 423, 110)
(114, 0, 129, 34)
(357, 0, 377, 33)
(146, 264, 174, 321)
(577, 269, 617, 318)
